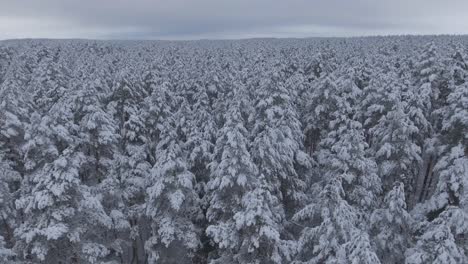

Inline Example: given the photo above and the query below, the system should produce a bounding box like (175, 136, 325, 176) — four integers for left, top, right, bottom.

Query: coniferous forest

(0, 36, 467, 264)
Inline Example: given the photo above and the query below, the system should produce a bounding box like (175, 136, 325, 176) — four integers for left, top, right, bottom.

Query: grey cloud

(1, 0, 467, 40)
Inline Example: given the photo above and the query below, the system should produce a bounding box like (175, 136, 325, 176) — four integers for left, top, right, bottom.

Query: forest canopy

(0, 36, 467, 263)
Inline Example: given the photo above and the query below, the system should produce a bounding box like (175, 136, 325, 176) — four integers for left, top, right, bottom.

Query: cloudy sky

(1, 0, 468, 40)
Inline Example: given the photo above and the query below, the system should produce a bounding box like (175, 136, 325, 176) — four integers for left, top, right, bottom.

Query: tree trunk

(418, 155, 434, 202)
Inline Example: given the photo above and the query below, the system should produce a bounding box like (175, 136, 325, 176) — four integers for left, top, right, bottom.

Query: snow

(0, 36, 467, 263)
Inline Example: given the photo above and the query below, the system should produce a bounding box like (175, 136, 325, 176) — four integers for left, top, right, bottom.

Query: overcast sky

(1, 0, 468, 40)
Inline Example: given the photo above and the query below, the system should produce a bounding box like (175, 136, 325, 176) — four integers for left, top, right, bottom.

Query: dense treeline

(0, 36, 467, 263)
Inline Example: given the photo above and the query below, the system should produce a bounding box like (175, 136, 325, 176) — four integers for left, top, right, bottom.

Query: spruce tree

(145, 84, 201, 264)
(251, 68, 308, 216)
(371, 182, 413, 263)
(206, 89, 292, 263)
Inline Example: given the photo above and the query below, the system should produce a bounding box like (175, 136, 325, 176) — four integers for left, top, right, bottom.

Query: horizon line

(2, 33, 468, 42)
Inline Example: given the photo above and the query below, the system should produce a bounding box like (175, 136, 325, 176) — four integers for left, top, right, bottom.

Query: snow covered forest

(0, 36, 467, 264)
